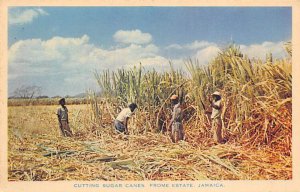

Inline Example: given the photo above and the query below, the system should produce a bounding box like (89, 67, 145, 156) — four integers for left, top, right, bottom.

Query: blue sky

(8, 7, 292, 97)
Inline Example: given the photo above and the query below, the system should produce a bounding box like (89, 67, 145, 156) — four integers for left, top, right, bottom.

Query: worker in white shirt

(209, 91, 225, 144)
(114, 103, 138, 134)
(168, 95, 184, 143)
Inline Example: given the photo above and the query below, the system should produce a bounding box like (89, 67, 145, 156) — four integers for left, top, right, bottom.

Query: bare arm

(168, 118, 174, 130)
(57, 110, 62, 126)
(211, 103, 221, 110)
(210, 97, 222, 110)
(124, 117, 129, 134)
(65, 106, 69, 124)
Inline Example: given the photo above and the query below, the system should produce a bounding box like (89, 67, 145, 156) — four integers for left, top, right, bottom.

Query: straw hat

(211, 91, 221, 96)
(170, 95, 178, 100)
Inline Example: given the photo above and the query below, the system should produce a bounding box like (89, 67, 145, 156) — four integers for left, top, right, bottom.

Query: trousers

(114, 120, 125, 133)
(59, 120, 72, 137)
(171, 122, 184, 142)
(212, 117, 222, 143)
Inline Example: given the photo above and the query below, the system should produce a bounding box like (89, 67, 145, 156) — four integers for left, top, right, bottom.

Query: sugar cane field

(8, 45, 292, 180)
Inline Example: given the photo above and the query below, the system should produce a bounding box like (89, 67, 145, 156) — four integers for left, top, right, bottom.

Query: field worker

(209, 91, 225, 144)
(114, 103, 138, 134)
(168, 95, 184, 143)
(57, 98, 73, 137)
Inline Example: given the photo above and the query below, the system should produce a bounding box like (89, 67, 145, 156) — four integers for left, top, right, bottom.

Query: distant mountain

(72, 91, 102, 98)
(72, 93, 86, 98)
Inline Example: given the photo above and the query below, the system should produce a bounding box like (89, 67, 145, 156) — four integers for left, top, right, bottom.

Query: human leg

(59, 122, 66, 137)
(114, 120, 125, 133)
(64, 122, 73, 137)
(212, 118, 223, 143)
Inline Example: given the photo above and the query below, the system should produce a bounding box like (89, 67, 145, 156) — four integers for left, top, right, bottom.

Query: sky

(8, 7, 292, 97)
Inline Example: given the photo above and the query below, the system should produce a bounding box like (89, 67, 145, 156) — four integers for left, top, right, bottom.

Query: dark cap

(128, 103, 137, 110)
(59, 98, 65, 104)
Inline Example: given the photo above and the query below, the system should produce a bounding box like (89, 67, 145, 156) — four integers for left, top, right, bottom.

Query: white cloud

(9, 8, 49, 25)
(113, 29, 152, 45)
(185, 41, 214, 50)
(164, 40, 218, 60)
(195, 45, 220, 65)
(165, 41, 215, 51)
(164, 40, 287, 64)
(8, 32, 288, 97)
(240, 41, 287, 59)
(8, 34, 168, 96)
(8, 35, 98, 96)
(9, 35, 92, 69)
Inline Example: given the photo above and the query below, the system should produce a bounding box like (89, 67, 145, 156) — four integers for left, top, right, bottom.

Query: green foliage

(95, 63, 187, 108)
(94, 43, 292, 150)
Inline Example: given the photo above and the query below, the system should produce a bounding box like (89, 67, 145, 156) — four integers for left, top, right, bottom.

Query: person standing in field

(114, 103, 138, 134)
(169, 95, 184, 143)
(57, 98, 73, 137)
(209, 91, 225, 144)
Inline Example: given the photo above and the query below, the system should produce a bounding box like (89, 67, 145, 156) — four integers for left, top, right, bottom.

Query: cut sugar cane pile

(8, 44, 292, 180)
(8, 124, 292, 180)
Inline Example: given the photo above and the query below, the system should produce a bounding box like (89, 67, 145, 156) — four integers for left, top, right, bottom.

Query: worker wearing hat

(168, 95, 184, 143)
(209, 91, 225, 143)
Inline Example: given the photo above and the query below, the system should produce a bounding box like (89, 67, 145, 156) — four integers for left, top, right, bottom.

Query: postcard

(0, 0, 299, 192)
